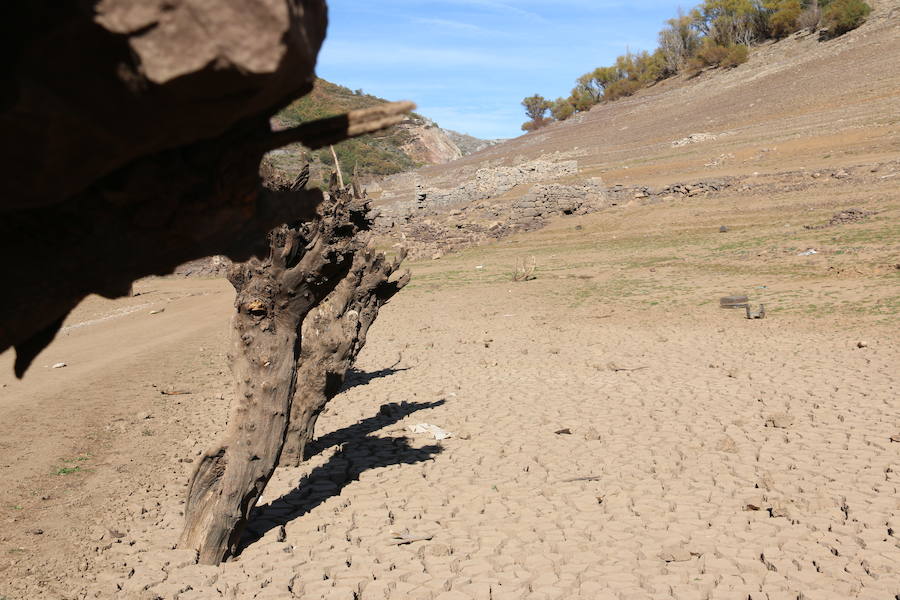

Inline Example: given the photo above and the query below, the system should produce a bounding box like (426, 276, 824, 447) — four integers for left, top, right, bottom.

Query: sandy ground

(1, 165, 898, 599)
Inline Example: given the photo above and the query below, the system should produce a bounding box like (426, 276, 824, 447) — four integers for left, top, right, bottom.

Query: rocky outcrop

(376, 158, 579, 224)
(445, 130, 506, 156)
(606, 179, 732, 204)
(373, 177, 607, 261)
(397, 117, 463, 164)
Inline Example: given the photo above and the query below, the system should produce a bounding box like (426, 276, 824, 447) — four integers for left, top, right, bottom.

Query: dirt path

(0, 279, 233, 598)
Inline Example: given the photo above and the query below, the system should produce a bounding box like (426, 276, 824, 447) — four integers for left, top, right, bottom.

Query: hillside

(268, 79, 492, 183)
(376, 0, 899, 206)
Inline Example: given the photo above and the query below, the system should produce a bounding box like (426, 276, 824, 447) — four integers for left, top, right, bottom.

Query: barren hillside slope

(383, 1, 899, 196)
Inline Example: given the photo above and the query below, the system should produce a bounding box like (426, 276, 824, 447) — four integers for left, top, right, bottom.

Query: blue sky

(317, 1, 688, 140)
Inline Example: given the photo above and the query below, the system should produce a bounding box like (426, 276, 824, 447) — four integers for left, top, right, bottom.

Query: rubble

(671, 133, 718, 147)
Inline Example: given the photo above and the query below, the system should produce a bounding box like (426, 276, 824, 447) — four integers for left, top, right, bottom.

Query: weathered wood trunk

(179, 179, 368, 565)
(280, 241, 410, 466)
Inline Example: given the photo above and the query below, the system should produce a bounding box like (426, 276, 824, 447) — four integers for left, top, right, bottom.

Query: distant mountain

(445, 130, 507, 156)
(267, 79, 498, 183)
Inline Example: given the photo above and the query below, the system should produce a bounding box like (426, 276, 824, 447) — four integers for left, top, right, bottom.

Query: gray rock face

(377, 159, 579, 224)
(372, 175, 608, 261)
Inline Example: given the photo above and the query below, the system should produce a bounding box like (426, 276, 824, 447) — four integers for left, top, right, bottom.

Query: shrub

(695, 39, 732, 67)
(822, 0, 872, 36)
(721, 44, 750, 67)
(550, 98, 576, 121)
(687, 40, 749, 72)
(521, 117, 551, 132)
(568, 88, 595, 112)
(769, 0, 803, 37)
(604, 79, 642, 101)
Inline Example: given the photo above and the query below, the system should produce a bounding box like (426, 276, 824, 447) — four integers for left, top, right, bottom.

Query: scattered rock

(51, 362, 67, 369)
(672, 132, 717, 147)
(136, 412, 153, 421)
(769, 505, 792, 519)
(408, 423, 453, 440)
(715, 436, 738, 453)
(856, 341, 868, 348)
(149, 309, 165, 315)
(890, 434, 900, 443)
(719, 225, 729, 233)
(28, 528, 44, 535)
(659, 546, 693, 562)
(582, 427, 602, 441)
(554, 428, 572, 435)
(805, 208, 876, 230)
(765, 413, 794, 429)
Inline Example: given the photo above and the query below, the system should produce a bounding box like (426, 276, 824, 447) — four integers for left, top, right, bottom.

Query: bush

(721, 44, 750, 67)
(822, 0, 872, 36)
(769, 0, 803, 37)
(604, 79, 642, 101)
(550, 98, 576, 121)
(687, 40, 749, 72)
(697, 39, 732, 66)
(521, 117, 551, 132)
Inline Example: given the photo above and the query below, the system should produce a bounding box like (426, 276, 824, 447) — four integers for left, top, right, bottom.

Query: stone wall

(510, 178, 606, 224)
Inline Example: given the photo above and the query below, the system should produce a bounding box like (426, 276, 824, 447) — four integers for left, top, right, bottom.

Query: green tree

(692, 0, 764, 46)
(568, 88, 595, 112)
(522, 94, 551, 122)
(659, 9, 702, 73)
(521, 94, 552, 131)
(574, 66, 622, 104)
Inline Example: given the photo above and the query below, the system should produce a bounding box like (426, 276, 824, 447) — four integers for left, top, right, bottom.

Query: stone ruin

(375, 158, 579, 225)
(511, 179, 607, 222)
(372, 167, 745, 260)
(370, 159, 609, 260)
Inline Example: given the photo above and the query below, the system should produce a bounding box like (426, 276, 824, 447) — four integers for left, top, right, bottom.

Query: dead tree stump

(280, 237, 410, 467)
(179, 177, 369, 565)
